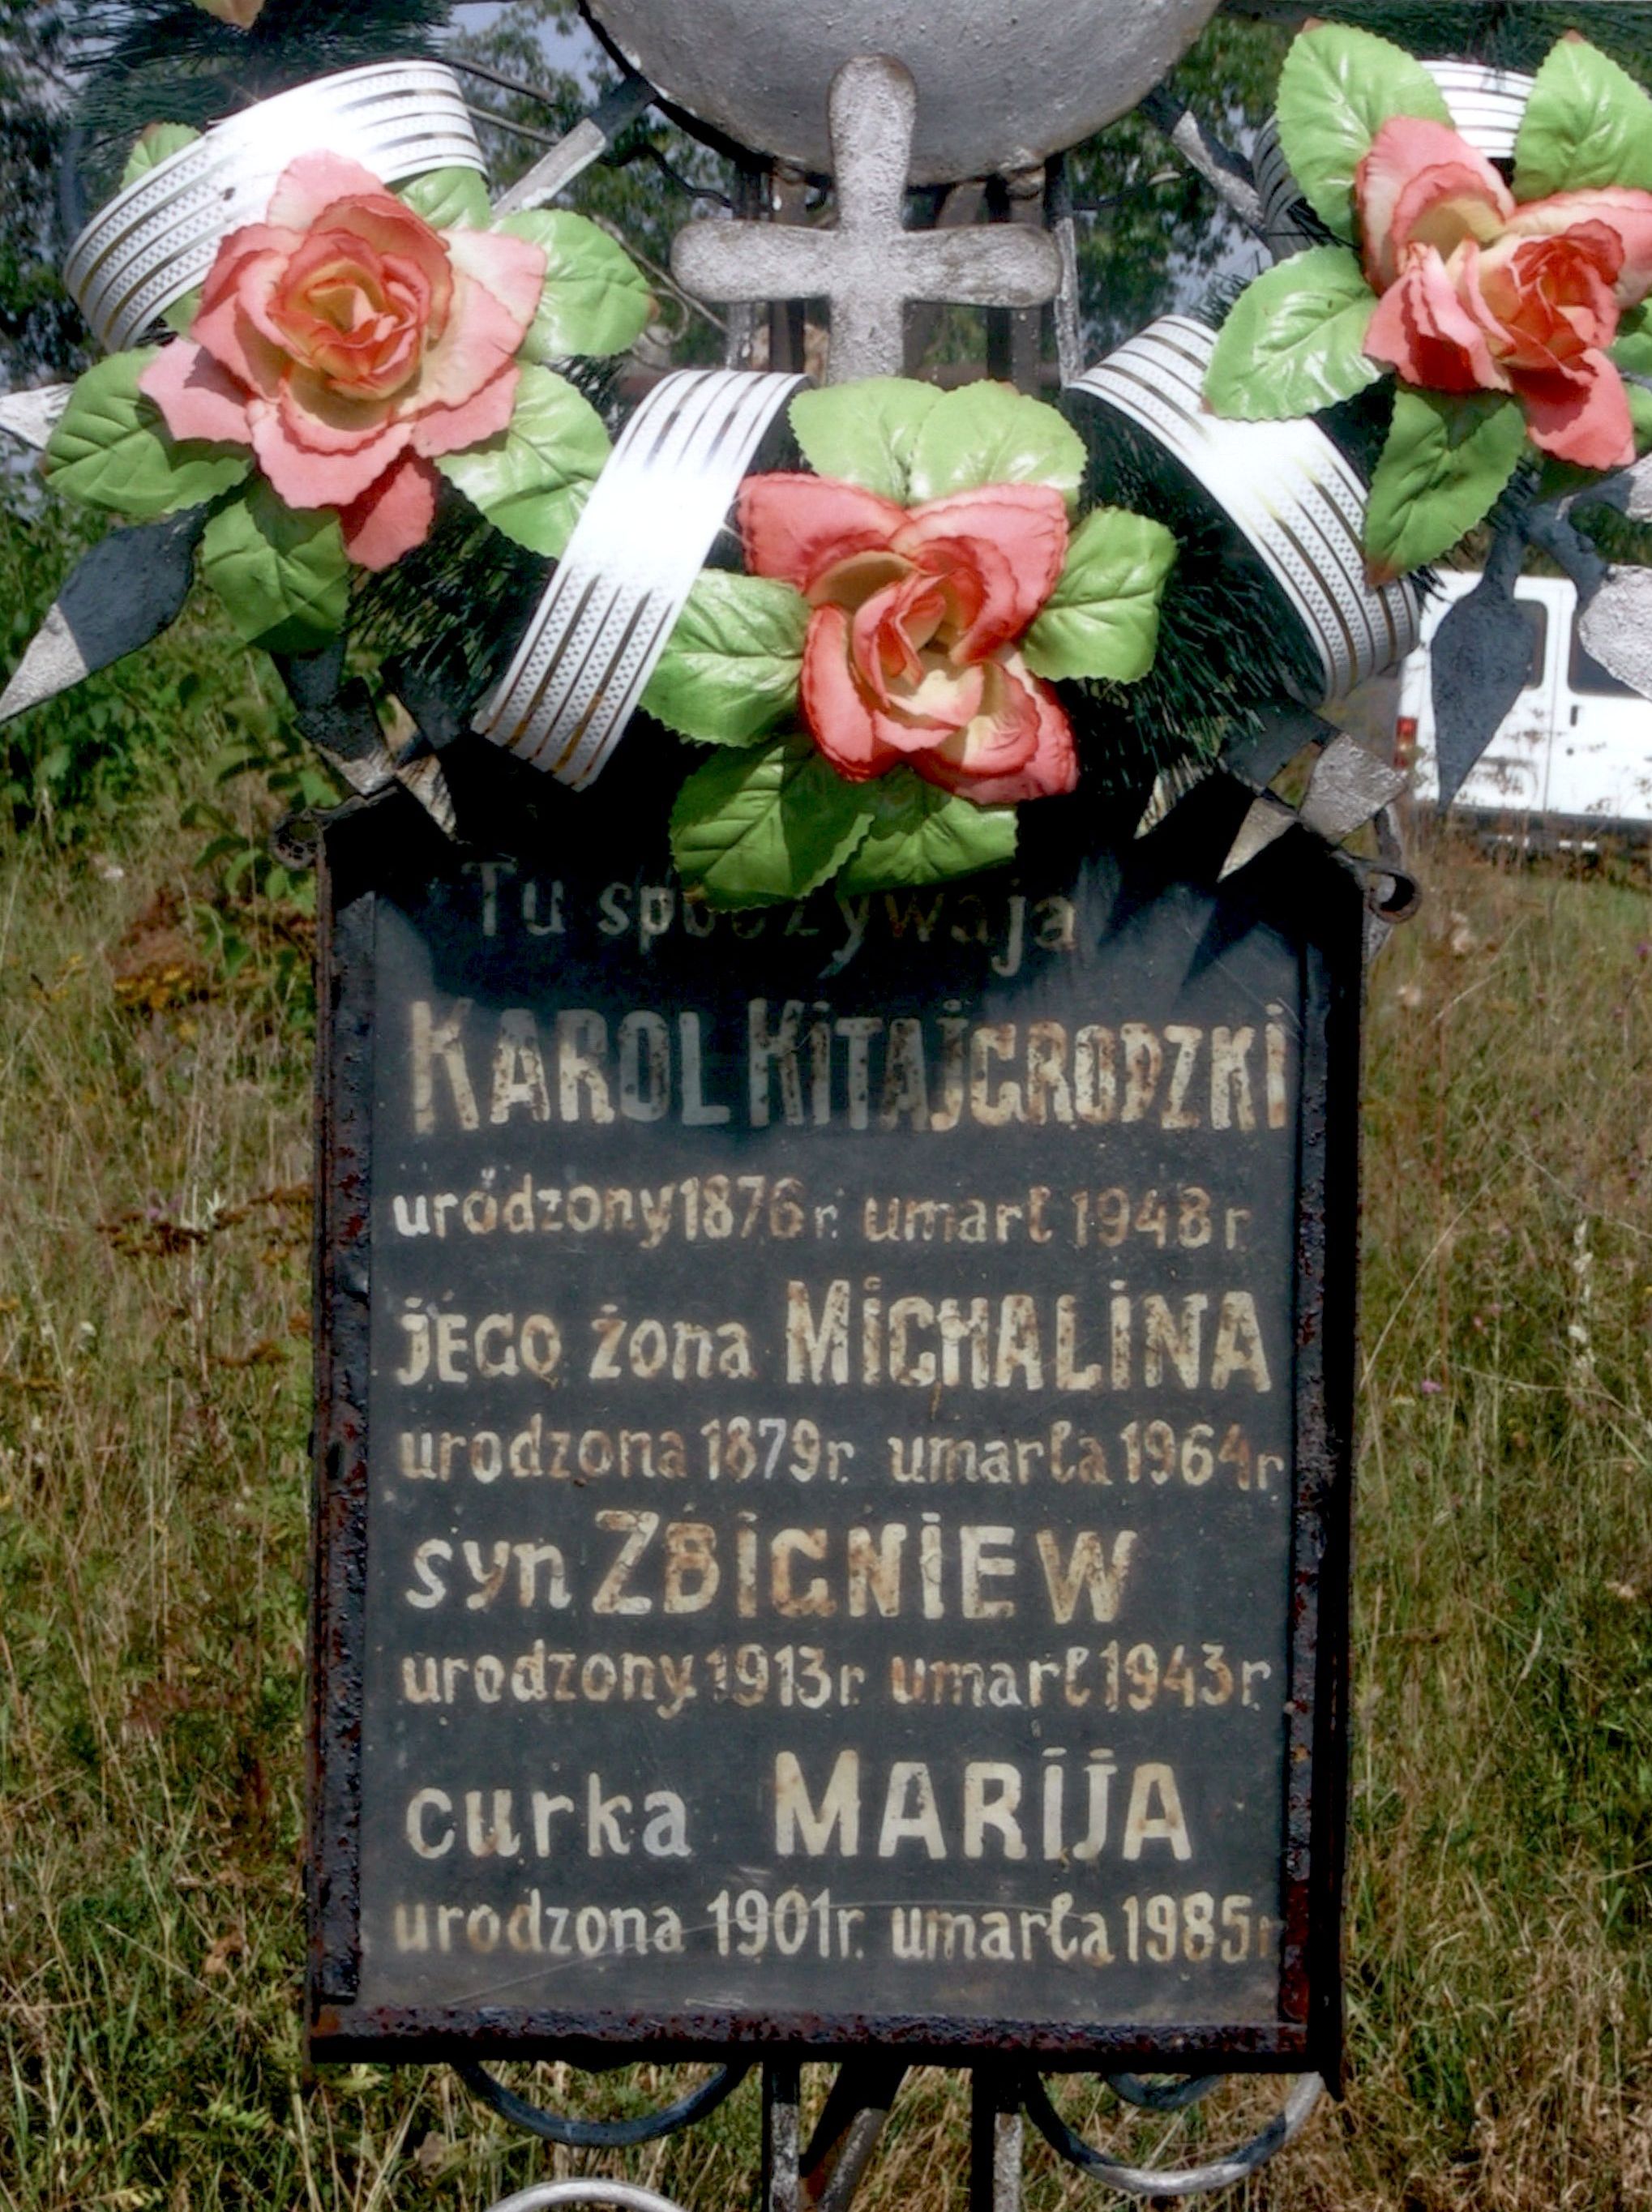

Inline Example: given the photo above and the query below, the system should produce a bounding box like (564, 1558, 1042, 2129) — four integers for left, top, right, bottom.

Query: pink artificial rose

(737, 474, 1077, 805)
(1356, 113, 1652, 469)
(139, 152, 544, 568)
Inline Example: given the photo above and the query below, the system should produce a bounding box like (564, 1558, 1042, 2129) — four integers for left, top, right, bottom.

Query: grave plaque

(308, 778, 1359, 2072)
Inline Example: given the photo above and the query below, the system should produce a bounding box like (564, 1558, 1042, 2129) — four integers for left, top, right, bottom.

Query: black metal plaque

(308, 777, 1359, 2072)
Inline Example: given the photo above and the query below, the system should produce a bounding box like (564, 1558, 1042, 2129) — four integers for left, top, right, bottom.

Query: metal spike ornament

(0, 514, 204, 726)
(1427, 559, 1541, 808)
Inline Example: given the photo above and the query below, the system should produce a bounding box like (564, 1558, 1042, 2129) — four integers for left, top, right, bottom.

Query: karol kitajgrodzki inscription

(309, 781, 1358, 2070)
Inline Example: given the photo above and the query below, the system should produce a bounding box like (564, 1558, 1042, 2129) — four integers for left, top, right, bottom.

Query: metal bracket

(1021, 2069, 1325, 2198)
(488, 69, 656, 216)
(800, 2059, 906, 2211)
(762, 2057, 802, 2212)
(1106, 2073, 1219, 2112)
(456, 2060, 750, 2150)
(969, 2068, 1025, 2212)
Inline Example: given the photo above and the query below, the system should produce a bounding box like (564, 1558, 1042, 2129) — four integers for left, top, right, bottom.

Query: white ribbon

(65, 61, 485, 353)
(474, 366, 805, 788)
(1072, 316, 1420, 704)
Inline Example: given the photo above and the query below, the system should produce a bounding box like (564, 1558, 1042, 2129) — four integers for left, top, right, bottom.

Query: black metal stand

(969, 2069, 1025, 2212)
(459, 2060, 1323, 2210)
(760, 2058, 802, 2212)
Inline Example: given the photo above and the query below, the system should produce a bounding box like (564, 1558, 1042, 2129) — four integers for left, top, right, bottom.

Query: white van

(1396, 571, 1652, 845)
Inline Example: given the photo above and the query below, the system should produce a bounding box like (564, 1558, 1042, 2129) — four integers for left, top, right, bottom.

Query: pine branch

(71, 0, 452, 174)
(1067, 360, 1328, 776)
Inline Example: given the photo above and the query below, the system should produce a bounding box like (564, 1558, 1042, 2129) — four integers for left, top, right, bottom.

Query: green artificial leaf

(494, 211, 653, 360)
(1364, 387, 1529, 580)
(434, 363, 610, 555)
(397, 165, 493, 229)
(1612, 301, 1652, 378)
(199, 482, 350, 652)
(906, 382, 1085, 508)
(45, 349, 250, 519)
(641, 572, 807, 743)
(837, 769, 1017, 892)
(120, 124, 200, 189)
(1628, 385, 1652, 457)
(1276, 24, 1452, 242)
(1022, 507, 1178, 682)
(1613, 308, 1652, 455)
(1204, 247, 1382, 420)
(1516, 35, 1652, 199)
(670, 732, 874, 908)
(790, 379, 942, 502)
(161, 285, 203, 338)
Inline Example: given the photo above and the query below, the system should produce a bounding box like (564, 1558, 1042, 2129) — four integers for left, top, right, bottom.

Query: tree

(1067, 14, 1286, 355)
(0, 0, 83, 387)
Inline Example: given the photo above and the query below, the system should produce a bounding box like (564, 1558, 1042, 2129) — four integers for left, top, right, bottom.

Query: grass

(2, 779, 1652, 2212)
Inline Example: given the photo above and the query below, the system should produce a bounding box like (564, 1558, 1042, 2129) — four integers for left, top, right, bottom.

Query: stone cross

(670, 55, 1062, 383)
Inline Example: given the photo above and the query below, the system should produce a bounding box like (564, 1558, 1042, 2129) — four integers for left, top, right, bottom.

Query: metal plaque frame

(306, 771, 1360, 2077)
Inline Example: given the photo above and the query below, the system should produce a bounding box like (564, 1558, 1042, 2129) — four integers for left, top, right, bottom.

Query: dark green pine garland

(71, 0, 453, 195)
(351, 488, 551, 724)
(352, 357, 630, 721)
(1061, 309, 1328, 789)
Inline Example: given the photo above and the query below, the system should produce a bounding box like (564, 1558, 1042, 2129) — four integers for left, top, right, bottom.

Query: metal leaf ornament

(1577, 567, 1652, 702)
(0, 512, 205, 726)
(1427, 569, 1542, 806)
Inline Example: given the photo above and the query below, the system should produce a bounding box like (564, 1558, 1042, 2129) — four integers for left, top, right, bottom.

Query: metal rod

(969, 2068, 1023, 2212)
(466, 101, 567, 151)
(1139, 83, 1268, 236)
(1022, 2070, 1325, 2198)
(484, 2187, 691, 2212)
(449, 53, 581, 109)
(984, 167, 1046, 396)
(762, 2057, 802, 2212)
(769, 169, 811, 377)
(723, 157, 767, 368)
(456, 2060, 749, 2150)
(1045, 152, 1085, 388)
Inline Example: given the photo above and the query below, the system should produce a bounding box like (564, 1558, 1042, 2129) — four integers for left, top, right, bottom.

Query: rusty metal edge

(305, 791, 1362, 2075)
(309, 2004, 1313, 2067)
(307, 836, 378, 2006)
(1278, 871, 1361, 2097)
